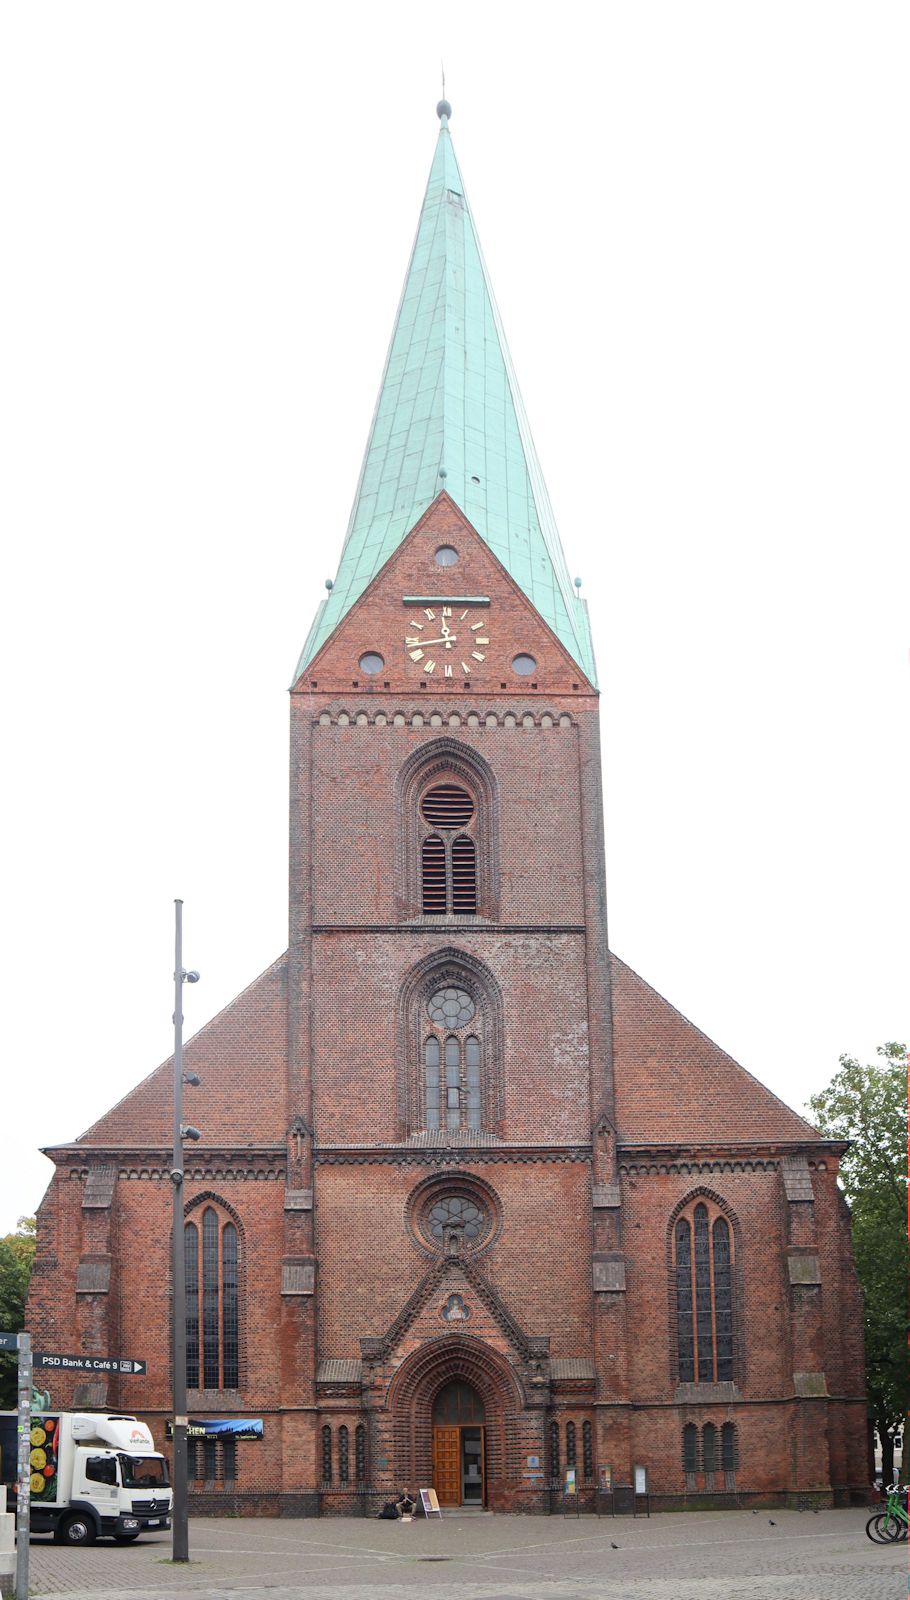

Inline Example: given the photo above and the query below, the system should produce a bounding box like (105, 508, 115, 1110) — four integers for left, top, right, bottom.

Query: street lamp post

(171, 899, 201, 1564)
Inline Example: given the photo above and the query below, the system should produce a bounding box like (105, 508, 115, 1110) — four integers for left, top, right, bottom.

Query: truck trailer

(17, 1413, 171, 1545)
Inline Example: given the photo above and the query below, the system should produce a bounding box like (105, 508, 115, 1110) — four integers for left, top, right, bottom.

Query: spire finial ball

(437, 98, 452, 122)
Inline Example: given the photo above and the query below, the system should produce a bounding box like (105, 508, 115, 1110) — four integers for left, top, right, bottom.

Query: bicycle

(865, 1475, 908, 1543)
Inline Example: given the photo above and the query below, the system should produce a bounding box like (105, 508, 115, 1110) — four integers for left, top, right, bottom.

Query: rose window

(427, 987, 475, 1027)
(426, 1194, 489, 1245)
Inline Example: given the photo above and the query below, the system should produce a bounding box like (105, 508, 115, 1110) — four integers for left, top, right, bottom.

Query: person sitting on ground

(395, 1489, 417, 1517)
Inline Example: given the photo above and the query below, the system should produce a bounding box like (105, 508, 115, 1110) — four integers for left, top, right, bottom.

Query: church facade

(28, 106, 868, 1514)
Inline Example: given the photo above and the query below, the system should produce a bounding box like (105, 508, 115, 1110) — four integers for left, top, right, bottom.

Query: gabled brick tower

(28, 102, 868, 1514)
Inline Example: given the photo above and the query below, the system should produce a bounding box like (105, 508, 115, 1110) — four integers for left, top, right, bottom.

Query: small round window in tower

(512, 653, 537, 676)
(427, 986, 475, 1027)
(434, 545, 459, 567)
(359, 652, 384, 675)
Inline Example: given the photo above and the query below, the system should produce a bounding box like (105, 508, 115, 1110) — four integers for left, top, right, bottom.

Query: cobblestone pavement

(24, 1509, 904, 1600)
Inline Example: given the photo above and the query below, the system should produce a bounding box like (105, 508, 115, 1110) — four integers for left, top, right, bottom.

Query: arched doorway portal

(385, 1335, 525, 1511)
(432, 1380, 485, 1506)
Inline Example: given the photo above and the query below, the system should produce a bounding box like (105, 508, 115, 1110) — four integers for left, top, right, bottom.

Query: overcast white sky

(2, 2, 907, 1237)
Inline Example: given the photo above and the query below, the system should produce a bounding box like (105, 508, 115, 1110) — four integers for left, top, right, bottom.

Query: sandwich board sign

(419, 1487, 442, 1518)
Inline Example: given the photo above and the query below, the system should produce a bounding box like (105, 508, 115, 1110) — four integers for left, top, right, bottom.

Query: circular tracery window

(427, 1194, 489, 1244)
(427, 986, 475, 1027)
(407, 1174, 501, 1256)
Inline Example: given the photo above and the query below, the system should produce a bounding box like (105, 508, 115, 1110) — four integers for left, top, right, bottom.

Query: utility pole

(170, 899, 201, 1564)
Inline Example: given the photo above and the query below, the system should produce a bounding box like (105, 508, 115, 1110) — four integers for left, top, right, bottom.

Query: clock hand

(411, 635, 457, 647)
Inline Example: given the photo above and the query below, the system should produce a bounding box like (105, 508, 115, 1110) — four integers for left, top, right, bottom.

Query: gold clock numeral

(405, 635, 421, 646)
(444, 664, 453, 678)
(475, 636, 489, 645)
(425, 659, 436, 674)
(424, 608, 436, 620)
(472, 650, 485, 662)
(442, 606, 452, 616)
(409, 648, 424, 662)
(462, 661, 471, 675)
(471, 621, 485, 631)
(459, 609, 469, 620)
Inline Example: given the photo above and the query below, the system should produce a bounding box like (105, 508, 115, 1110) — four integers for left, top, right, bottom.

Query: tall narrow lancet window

(673, 1200, 736, 1385)
(682, 1423, 699, 1488)
(420, 783, 477, 915)
(423, 982, 484, 1132)
(184, 1223, 199, 1389)
(703, 1422, 717, 1489)
(185, 1205, 241, 1390)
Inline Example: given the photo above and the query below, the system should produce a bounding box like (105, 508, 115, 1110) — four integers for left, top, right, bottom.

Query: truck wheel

(114, 1532, 140, 1543)
(59, 1512, 96, 1546)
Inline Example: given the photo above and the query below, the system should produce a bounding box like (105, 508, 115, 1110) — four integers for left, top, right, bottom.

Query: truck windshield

(117, 1455, 169, 1488)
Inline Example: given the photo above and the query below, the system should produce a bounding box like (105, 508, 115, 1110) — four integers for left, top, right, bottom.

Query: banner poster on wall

(165, 1418, 264, 1441)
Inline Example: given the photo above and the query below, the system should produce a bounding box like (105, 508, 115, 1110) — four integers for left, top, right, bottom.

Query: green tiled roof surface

(295, 118, 596, 684)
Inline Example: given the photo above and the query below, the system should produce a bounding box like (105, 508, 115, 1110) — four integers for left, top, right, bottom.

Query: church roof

(295, 106, 596, 684)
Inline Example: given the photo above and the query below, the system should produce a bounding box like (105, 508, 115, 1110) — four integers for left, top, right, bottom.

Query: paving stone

(25, 1510, 904, 1600)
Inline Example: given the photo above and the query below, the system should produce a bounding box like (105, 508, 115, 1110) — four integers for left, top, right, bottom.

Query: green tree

(0, 1217, 36, 1409)
(809, 1043, 908, 1484)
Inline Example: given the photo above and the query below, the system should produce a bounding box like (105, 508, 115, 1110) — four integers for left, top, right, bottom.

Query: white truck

(25, 1413, 171, 1545)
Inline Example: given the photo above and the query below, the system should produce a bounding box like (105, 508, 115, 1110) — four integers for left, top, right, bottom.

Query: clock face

(403, 605, 491, 677)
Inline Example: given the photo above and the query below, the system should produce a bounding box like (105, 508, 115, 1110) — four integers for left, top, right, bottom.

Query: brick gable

(79, 956, 288, 1145)
(610, 954, 819, 1144)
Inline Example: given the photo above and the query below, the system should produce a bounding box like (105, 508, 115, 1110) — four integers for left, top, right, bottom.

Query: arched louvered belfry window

(673, 1199, 736, 1384)
(420, 781, 477, 914)
(184, 1204, 240, 1390)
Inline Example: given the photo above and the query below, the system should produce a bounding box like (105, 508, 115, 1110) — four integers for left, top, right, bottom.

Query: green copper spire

(295, 105, 596, 683)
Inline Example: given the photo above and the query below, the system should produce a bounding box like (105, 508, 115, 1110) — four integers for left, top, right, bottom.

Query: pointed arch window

(423, 982, 484, 1131)
(673, 1200, 736, 1385)
(397, 740, 498, 922)
(401, 951, 504, 1137)
(184, 1204, 240, 1390)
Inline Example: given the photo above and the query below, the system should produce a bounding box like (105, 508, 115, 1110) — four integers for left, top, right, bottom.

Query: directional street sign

(33, 1352, 147, 1374)
(0, 1335, 146, 1372)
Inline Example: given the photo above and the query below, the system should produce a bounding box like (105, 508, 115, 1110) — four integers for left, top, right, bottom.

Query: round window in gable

(512, 653, 537, 676)
(434, 545, 459, 567)
(358, 652, 384, 675)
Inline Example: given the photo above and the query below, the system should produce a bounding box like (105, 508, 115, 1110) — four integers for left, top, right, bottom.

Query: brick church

(28, 103, 868, 1513)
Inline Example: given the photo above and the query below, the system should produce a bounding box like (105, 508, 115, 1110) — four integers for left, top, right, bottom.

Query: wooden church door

(431, 1379, 486, 1506)
(432, 1426, 462, 1506)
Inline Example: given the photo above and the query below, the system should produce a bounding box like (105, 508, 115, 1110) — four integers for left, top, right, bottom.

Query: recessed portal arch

(386, 1336, 524, 1508)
